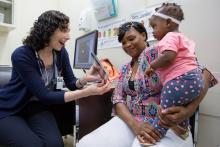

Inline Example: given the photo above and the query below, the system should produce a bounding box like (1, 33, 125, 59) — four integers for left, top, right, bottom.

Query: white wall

(56, 0, 95, 76)
(60, 0, 151, 74)
(0, 0, 59, 65)
(0, 0, 219, 146)
(175, 1, 220, 146)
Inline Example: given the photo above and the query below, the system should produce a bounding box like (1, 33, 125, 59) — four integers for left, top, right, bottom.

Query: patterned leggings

(153, 68, 204, 137)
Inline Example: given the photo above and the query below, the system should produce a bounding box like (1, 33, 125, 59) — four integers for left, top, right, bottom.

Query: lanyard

(35, 50, 58, 85)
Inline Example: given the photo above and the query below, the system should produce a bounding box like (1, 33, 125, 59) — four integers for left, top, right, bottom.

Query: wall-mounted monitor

(73, 30, 98, 69)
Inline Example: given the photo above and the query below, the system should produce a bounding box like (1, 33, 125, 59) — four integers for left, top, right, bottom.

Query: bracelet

(78, 78, 84, 87)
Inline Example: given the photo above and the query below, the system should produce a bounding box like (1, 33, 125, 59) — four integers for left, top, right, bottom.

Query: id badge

(56, 76, 64, 90)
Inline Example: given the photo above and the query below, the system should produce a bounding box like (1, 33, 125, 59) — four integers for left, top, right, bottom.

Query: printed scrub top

(112, 47, 162, 123)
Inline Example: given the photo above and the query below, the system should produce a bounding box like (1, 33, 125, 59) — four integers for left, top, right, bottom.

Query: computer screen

(73, 30, 98, 69)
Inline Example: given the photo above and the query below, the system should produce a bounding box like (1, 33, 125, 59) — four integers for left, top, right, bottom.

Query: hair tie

(153, 12, 181, 25)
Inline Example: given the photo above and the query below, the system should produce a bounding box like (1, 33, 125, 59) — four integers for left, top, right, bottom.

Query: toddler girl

(145, 3, 204, 139)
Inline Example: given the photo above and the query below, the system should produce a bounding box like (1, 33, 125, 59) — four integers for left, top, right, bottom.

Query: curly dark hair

(118, 21, 148, 43)
(23, 10, 69, 51)
(155, 3, 184, 21)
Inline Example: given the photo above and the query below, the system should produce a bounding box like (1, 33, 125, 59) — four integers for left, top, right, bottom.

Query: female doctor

(0, 10, 110, 147)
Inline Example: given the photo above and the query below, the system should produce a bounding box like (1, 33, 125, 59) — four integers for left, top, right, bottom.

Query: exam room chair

(0, 66, 74, 137)
(189, 108, 199, 147)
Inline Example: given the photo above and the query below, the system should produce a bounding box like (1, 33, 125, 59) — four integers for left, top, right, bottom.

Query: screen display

(90, 52, 108, 81)
(73, 30, 98, 69)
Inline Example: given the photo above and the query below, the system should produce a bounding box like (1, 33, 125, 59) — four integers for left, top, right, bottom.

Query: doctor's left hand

(84, 65, 104, 83)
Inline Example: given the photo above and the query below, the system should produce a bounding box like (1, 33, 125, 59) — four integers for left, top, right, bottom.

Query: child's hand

(145, 66, 154, 77)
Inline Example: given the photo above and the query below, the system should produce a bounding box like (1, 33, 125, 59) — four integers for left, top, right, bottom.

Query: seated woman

(76, 21, 217, 147)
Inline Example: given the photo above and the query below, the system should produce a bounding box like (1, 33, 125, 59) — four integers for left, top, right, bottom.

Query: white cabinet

(0, 0, 14, 32)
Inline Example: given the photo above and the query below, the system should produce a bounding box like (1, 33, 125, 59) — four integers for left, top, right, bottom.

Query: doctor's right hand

(86, 80, 111, 96)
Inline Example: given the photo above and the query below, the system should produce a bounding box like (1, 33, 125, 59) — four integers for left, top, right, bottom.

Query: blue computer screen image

(73, 30, 98, 69)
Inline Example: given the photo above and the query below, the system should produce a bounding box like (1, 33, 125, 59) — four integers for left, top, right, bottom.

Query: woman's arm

(75, 65, 104, 88)
(115, 103, 161, 144)
(115, 103, 140, 134)
(60, 48, 101, 89)
(64, 81, 111, 102)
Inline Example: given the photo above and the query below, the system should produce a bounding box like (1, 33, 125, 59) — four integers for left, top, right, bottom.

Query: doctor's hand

(85, 80, 111, 96)
(86, 65, 104, 82)
(79, 66, 102, 85)
(83, 74, 101, 83)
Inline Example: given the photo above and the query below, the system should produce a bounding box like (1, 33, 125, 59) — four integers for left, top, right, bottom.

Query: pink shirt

(156, 32, 197, 85)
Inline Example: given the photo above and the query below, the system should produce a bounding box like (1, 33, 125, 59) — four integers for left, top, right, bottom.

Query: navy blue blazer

(0, 46, 78, 119)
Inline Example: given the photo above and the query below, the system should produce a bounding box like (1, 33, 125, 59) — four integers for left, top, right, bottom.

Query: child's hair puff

(155, 3, 184, 21)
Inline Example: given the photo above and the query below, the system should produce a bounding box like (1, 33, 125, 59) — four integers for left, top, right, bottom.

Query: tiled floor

(63, 135, 74, 147)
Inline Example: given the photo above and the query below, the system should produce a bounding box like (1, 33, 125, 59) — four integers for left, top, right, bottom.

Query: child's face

(149, 16, 169, 40)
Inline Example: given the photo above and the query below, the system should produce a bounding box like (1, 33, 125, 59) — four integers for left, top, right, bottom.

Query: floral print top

(112, 47, 162, 123)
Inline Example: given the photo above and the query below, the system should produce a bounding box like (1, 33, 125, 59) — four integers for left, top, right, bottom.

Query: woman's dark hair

(23, 10, 69, 51)
(117, 21, 148, 43)
(156, 3, 184, 21)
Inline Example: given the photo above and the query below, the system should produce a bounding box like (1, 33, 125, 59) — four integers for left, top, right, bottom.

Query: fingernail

(161, 110, 166, 113)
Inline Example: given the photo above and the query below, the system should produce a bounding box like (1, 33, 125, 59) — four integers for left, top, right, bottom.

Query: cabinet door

(0, 0, 14, 31)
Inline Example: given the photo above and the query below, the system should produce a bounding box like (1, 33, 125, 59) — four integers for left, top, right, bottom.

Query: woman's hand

(131, 120, 161, 144)
(64, 80, 111, 102)
(84, 74, 101, 83)
(171, 125, 189, 138)
(85, 80, 111, 96)
(157, 105, 190, 128)
(79, 67, 102, 85)
(83, 65, 106, 83)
